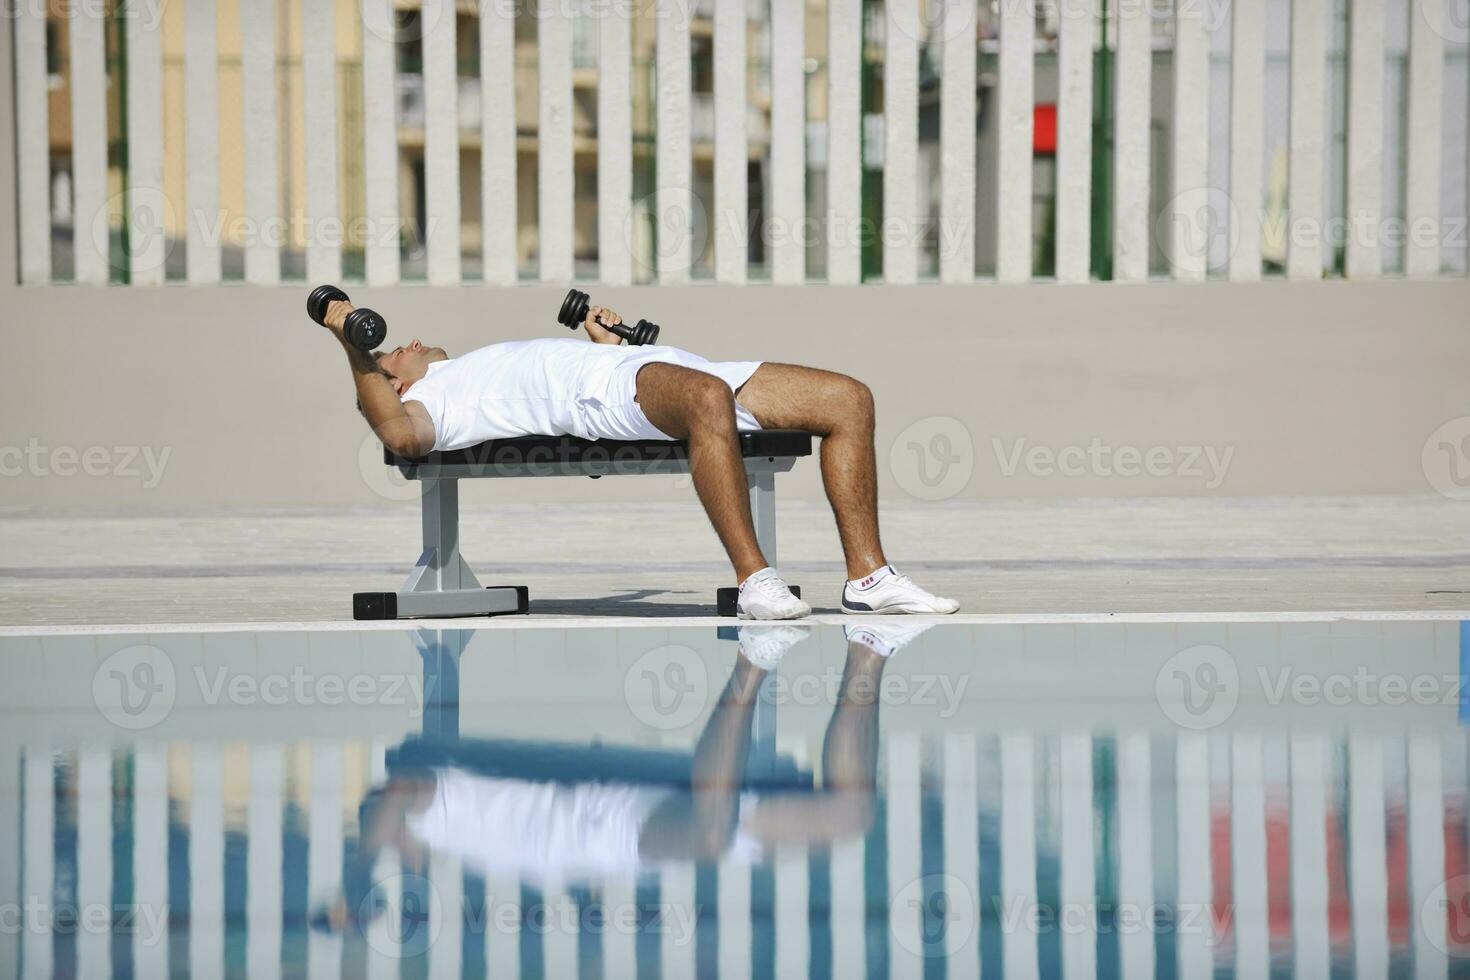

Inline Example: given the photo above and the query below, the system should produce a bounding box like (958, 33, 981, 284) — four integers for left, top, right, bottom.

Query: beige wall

(1, 279, 1467, 512)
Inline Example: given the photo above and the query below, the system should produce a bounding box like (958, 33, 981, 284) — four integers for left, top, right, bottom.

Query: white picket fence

(7, 0, 1470, 287)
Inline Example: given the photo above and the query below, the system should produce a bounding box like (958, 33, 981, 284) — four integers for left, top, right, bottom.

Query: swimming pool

(1, 617, 1466, 978)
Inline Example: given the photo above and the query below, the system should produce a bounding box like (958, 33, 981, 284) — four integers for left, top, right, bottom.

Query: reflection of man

(337, 623, 927, 923)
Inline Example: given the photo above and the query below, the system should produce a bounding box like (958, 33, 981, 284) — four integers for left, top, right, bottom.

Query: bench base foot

(716, 585, 802, 618)
(354, 586, 529, 620)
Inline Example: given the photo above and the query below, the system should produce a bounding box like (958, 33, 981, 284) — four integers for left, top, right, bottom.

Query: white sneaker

(737, 625, 811, 670)
(841, 565, 960, 615)
(844, 622, 934, 657)
(737, 567, 811, 620)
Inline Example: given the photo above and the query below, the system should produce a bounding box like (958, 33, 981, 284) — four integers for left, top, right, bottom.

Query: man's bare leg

(735, 363, 888, 580)
(635, 362, 768, 583)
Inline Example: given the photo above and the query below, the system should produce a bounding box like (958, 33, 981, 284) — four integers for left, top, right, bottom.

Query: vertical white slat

(1001, 734, 1039, 980)
(541, 875, 577, 977)
(126, 2, 165, 285)
(714, 0, 748, 283)
(887, 732, 923, 980)
(241, 0, 281, 285)
(995, 0, 1034, 283)
(774, 848, 809, 978)
(539, 0, 575, 282)
(21, 747, 54, 980)
(1227, 0, 1265, 280)
(485, 876, 521, 979)
(191, 744, 225, 980)
(1058, 734, 1095, 980)
(303, 0, 341, 283)
(185, 0, 221, 283)
(247, 745, 284, 980)
(1112, 0, 1152, 281)
(1055, 0, 1094, 283)
(68, 4, 110, 284)
(1175, 734, 1213, 980)
(829, 836, 866, 979)
(1230, 734, 1269, 980)
(0, 10, 18, 289)
(76, 748, 112, 980)
(655, 0, 692, 283)
(134, 744, 170, 979)
(365, 854, 402, 978)
(1289, 734, 1330, 980)
(482, 0, 519, 285)
(1345, 0, 1386, 278)
(431, 854, 464, 980)
(943, 734, 980, 978)
(1408, 734, 1447, 979)
(1287, 0, 1328, 280)
(308, 742, 345, 980)
(1169, 0, 1209, 281)
(365, 740, 399, 978)
(883, 0, 920, 284)
(1348, 735, 1389, 978)
(602, 875, 638, 979)
(596, 0, 632, 286)
(423, 0, 462, 285)
(362, 0, 400, 286)
(659, 864, 696, 978)
(769, 0, 807, 284)
(826, 0, 863, 284)
(1116, 733, 1154, 980)
(1405, 0, 1445, 277)
(16, 5, 51, 284)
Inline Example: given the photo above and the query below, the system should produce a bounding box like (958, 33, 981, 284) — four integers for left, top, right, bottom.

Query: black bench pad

(387, 429, 814, 468)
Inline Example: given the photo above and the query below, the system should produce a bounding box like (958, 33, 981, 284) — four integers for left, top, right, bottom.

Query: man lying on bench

(317, 298, 958, 619)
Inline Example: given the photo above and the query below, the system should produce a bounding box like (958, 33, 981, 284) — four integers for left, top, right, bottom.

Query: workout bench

(353, 430, 814, 619)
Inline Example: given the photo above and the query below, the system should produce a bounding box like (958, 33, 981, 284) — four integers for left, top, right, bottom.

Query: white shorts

(577, 347, 765, 441)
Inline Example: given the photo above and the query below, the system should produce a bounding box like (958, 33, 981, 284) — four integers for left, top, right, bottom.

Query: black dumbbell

(307, 284, 388, 352)
(557, 288, 660, 346)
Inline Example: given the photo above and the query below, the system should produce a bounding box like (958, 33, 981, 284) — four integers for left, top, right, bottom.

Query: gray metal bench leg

(717, 461, 801, 616)
(353, 477, 528, 619)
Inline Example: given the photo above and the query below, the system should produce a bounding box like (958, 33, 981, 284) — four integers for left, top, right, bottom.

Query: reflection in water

(5, 620, 1470, 977)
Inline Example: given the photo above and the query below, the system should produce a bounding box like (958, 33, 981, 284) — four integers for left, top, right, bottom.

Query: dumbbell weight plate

(307, 284, 350, 326)
(558, 288, 591, 330)
(345, 309, 388, 351)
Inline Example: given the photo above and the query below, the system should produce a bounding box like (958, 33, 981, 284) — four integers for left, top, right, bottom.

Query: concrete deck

(2, 496, 1467, 628)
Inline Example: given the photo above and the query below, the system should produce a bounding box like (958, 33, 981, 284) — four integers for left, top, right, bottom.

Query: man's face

(376, 340, 447, 395)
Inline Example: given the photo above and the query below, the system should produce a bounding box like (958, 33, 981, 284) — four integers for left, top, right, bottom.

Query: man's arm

(322, 300, 437, 458)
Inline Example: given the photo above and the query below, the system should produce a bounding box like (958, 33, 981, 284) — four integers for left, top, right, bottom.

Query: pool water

(1, 618, 1468, 978)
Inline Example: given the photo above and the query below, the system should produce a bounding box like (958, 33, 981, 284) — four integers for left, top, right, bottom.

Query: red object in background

(1034, 104, 1058, 155)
